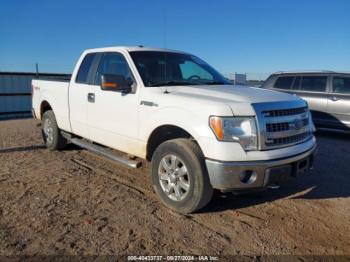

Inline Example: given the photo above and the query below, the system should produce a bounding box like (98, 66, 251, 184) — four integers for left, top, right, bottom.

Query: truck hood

(162, 84, 301, 116)
(165, 84, 299, 104)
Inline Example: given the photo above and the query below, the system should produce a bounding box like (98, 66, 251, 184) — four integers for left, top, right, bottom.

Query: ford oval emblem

(289, 118, 304, 130)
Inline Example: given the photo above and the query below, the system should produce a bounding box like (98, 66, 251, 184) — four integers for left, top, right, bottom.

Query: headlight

(209, 116, 258, 151)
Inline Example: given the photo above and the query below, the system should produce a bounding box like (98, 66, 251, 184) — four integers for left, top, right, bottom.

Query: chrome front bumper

(205, 144, 317, 191)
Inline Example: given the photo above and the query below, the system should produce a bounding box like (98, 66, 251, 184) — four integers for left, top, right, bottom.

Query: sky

(0, 0, 349, 79)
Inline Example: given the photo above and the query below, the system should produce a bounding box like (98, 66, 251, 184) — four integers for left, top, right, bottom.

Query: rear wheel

(41, 110, 67, 150)
(151, 138, 213, 214)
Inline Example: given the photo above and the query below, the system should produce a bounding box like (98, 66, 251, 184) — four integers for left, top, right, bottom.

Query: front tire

(151, 138, 213, 214)
(41, 110, 67, 150)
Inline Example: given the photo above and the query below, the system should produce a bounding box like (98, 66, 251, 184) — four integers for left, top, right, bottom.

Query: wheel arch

(40, 100, 53, 118)
(146, 124, 203, 161)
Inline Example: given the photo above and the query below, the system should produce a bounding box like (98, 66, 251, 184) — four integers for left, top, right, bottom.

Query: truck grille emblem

(290, 118, 304, 130)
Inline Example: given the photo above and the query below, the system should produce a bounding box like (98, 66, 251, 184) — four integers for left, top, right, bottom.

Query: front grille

(266, 132, 310, 146)
(253, 101, 312, 150)
(262, 106, 307, 117)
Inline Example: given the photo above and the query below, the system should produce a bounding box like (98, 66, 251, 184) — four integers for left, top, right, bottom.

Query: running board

(71, 138, 142, 168)
(66, 135, 142, 168)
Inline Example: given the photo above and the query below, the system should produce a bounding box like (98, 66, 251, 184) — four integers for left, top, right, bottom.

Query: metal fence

(0, 72, 70, 119)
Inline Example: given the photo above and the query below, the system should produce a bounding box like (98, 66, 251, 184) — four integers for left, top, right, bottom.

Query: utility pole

(35, 63, 39, 78)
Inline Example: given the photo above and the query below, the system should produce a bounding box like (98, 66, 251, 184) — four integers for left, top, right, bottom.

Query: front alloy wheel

(151, 138, 213, 214)
(158, 154, 190, 201)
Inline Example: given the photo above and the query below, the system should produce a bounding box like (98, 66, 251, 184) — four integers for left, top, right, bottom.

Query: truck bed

(32, 79, 71, 132)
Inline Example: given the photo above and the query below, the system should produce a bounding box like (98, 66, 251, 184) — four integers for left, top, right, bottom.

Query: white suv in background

(262, 71, 350, 132)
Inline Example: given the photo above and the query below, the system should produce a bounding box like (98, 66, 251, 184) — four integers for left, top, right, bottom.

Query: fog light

(239, 170, 257, 184)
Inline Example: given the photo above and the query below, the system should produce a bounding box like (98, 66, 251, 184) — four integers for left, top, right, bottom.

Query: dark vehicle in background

(262, 71, 350, 132)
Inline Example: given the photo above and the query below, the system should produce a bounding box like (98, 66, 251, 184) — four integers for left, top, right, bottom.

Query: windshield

(129, 51, 230, 87)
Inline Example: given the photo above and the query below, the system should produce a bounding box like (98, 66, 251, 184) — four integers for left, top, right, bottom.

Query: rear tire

(151, 138, 213, 214)
(41, 110, 67, 150)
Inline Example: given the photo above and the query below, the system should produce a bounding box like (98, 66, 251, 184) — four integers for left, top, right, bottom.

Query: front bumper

(205, 144, 316, 191)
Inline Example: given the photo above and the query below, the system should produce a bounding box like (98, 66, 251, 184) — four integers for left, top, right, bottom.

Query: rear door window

(332, 76, 350, 94)
(300, 76, 327, 92)
(274, 76, 294, 89)
(76, 53, 96, 84)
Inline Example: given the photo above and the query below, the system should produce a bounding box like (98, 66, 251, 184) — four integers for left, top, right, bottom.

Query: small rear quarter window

(76, 53, 96, 84)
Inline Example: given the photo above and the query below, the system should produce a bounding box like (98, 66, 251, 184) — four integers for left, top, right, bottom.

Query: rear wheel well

(146, 125, 198, 161)
(40, 101, 52, 118)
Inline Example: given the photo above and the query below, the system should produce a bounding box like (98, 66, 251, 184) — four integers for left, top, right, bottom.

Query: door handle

(88, 93, 95, 103)
(330, 96, 339, 102)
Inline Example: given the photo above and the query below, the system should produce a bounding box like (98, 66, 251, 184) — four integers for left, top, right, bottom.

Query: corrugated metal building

(0, 72, 70, 119)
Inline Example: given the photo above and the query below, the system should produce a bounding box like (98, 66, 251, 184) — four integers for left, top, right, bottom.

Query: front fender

(141, 107, 209, 139)
(139, 106, 216, 156)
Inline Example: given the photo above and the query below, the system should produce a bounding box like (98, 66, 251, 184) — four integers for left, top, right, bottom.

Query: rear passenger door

(293, 75, 329, 126)
(326, 75, 350, 130)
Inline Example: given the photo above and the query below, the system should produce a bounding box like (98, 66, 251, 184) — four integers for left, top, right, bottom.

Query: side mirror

(100, 74, 132, 93)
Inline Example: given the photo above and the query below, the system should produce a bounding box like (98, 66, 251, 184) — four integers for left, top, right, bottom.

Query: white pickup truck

(32, 46, 317, 213)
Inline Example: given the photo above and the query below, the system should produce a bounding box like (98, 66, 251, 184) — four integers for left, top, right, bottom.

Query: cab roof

(84, 46, 188, 54)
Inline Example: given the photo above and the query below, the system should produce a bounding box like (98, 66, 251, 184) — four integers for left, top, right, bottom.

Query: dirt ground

(0, 118, 349, 258)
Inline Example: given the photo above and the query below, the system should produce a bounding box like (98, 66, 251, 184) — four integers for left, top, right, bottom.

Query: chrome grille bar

(266, 132, 310, 146)
(264, 125, 309, 139)
(262, 106, 307, 117)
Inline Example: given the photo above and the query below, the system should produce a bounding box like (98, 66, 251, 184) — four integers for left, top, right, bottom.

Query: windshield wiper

(148, 80, 200, 87)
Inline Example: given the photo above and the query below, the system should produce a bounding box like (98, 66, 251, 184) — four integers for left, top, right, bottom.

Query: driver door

(87, 52, 139, 155)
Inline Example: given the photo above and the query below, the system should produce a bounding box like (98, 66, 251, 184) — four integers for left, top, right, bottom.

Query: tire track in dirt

(59, 152, 224, 254)
(68, 153, 241, 254)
